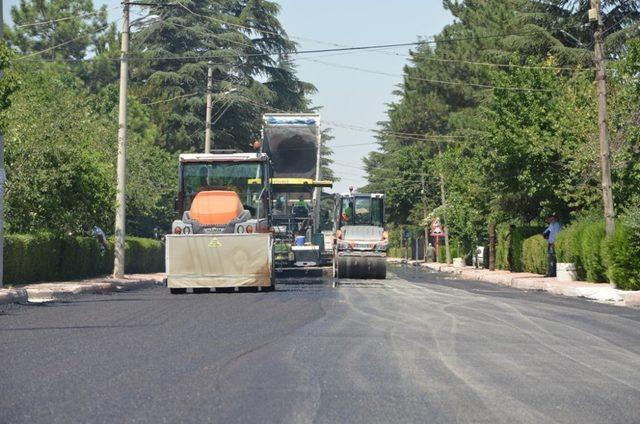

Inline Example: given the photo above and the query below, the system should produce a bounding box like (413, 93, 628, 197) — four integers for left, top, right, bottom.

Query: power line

(13, 23, 113, 60)
(397, 52, 594, 72)
(300, 57, 557, 92)
(226, 91, 473, 144)
(14, 5, 120, 28)
(140, 91, 201, 105)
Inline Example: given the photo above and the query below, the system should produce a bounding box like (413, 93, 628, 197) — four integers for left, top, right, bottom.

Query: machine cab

(173, 152, 272, 235)
(337, 193, 385, 229)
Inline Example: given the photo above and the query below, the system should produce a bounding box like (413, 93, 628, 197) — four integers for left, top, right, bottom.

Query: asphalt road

(2, 266, 640, 424)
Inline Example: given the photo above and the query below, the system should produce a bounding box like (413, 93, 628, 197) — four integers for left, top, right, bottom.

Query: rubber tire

(170, 288, 187, 295)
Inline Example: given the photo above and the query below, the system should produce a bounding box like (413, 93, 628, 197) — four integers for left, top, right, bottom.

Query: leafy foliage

(4, 68, 115, 234)
(602, 222, 640, 290)
(3, 233, 163, 284)
(130, 0, 316, 153)
(522, 235, 548, 274)
(3, 0, 333, 238)
(580, 221, 608, 283)
(365, 0, 640, 265)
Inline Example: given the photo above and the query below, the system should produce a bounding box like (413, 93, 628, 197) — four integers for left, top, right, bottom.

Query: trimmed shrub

(580, 222, 608, 283)
(437, 242, 458, 263)
(555, 220, 589, 280)
(522, 235, 549, 274)
(4, 233, 164, 285)
(602, 222, 640, 290)
(4, 233, 62, 284)
(58, 236, 105, 280)
(387, 247, 401, 258)
(124, 237, 164, 274)
(496, 224, 543, 272)
(495, 224, 510, 270)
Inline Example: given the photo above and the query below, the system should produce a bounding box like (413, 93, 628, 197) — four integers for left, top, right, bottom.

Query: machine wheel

(170, 288, 186, 295)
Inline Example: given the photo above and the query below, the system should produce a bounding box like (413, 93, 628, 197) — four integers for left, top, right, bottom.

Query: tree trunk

(488, 221, 496, 271)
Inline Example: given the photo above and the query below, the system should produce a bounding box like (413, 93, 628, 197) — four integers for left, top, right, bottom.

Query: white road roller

(334, 191, 388, 280)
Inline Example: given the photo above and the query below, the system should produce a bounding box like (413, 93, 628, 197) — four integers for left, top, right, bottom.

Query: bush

(522, 235, 548, 274)
(496, 224, 543, 271)
(4, 233, 164, 285)
(580, 222, 608, 283)
(124, 237, 165, 274)
(556, 220, 589, 280)
(4, 233, 62, 284)
(495, 224, 510, 270)
(602, 222, 640, 290)
(437, 242, 458, 263)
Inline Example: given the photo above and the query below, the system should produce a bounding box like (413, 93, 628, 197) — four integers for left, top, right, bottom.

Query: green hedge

(555, 220, 589, 280)
(501, 219, 640, 289)
(496, 225, 543, 271)
(436, 242, 459, 263)
(4, 234, 164, 285)
(388, 246, 412, 259)
(125, 237, 165, 274)
(522, 235, 548, 274)
(602, 222, 640, 290)
(580, 222, 608, 283)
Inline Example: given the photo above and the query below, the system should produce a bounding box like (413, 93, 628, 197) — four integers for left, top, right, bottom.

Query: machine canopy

(182, 162, 266, 218)
(262, 115, 319, 180)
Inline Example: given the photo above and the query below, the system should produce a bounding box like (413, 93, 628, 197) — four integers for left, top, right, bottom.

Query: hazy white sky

(4, 0, 453, 192)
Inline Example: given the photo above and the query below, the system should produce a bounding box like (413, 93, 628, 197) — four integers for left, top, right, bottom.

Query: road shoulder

(0, 273, 165, 305)
(388, 258, 640, 308)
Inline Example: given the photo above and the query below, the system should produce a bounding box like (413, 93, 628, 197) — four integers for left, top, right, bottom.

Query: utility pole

(437, 144, 451, 265)
(420, 173, 428, 262)
(312, 120, 322, 232)
(0, 0, 4, 288)
(590, 0, 615, 236)
(204, 61, 214, 154)
(113, 1, 130, 278)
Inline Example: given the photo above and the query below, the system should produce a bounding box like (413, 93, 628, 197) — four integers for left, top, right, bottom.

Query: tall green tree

(130, 0, 313, 153)
(366, 0, 640, 250)
(7, 0, 116, 60)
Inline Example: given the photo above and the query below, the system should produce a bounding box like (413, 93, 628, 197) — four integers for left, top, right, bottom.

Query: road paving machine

(333, 190, 388, 280)
(262, 114, 333, 273)
(165, 152, 274, 293)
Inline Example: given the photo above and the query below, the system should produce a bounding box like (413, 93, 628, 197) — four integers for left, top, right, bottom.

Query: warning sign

(430, 218, 443, 237)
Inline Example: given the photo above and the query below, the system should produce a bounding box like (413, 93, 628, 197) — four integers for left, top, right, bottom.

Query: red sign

(430, 218, 443, 237)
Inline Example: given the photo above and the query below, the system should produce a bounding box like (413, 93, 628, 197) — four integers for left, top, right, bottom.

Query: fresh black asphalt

(2, 266, 640, 423)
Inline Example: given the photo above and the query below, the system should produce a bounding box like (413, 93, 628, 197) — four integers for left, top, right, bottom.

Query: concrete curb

(0, 274, 165, 305)
(388, 258, 640, 308)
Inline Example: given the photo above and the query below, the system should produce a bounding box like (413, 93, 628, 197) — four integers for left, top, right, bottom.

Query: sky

(3, 0, 453, 192)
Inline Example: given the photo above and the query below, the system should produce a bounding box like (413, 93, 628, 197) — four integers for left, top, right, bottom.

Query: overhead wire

(140, 91, 201, 105)
(13, 22, 113, 61)
(14, 4, 120, 28)
(299, 57, 557, 92)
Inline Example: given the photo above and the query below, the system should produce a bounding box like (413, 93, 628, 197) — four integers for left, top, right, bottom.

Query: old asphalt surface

(2, 265, 640, 424)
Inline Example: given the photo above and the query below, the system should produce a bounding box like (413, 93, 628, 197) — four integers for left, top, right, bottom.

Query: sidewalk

(388, 258, 640, 308)
(0, 273, 165, 305)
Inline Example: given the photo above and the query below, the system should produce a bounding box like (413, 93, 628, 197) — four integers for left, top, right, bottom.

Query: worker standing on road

(543, 214, 561, 278)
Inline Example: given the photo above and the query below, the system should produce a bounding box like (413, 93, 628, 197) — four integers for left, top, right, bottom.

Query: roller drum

(337, 255, 386, 279)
